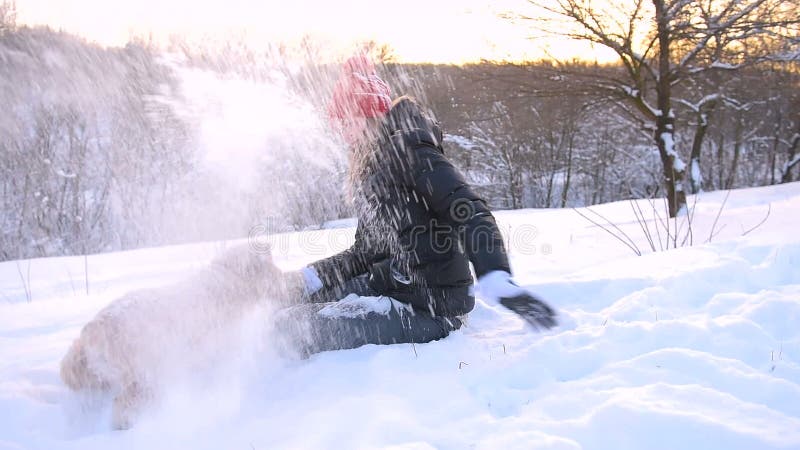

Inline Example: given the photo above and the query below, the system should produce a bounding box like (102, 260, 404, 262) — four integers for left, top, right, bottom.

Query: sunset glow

(15, 0, 617, 63)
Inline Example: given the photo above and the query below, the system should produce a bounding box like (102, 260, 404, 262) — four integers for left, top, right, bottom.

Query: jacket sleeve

(408, 141, 511, 279)
(310, 221, 385, 288)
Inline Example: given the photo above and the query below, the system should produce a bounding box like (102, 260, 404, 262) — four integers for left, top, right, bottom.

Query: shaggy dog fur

(60, 244, 291, 429)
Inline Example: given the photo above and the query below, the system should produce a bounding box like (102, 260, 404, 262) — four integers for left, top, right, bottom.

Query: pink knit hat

(327, 54, 392, 122)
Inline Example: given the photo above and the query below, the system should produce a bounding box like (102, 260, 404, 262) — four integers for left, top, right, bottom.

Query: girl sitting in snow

(275, 54, 557, 357)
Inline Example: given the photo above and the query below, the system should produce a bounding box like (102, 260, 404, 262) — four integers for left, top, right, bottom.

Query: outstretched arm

(310, 221, 386, 289)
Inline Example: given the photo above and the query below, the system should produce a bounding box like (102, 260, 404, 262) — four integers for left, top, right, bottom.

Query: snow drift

(1, 183, 799, 449)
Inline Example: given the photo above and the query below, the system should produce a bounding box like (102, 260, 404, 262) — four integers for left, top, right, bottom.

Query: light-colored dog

(60, 243, 291, 429)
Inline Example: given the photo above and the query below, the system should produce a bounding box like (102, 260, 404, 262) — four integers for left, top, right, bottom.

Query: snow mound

(1, 182, 800, 449)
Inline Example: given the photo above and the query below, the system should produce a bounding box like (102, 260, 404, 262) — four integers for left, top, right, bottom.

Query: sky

(14, 0, 615, 63)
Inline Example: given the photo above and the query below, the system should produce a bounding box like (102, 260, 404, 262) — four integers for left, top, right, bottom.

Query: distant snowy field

(2, 183, 799, 450)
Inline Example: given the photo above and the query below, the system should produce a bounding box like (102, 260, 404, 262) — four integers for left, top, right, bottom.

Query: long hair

(346, 116, 388, 193)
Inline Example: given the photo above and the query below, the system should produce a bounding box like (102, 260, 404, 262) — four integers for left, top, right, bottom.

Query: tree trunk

(769, 153, 776, 185)
(545, 171, 554, 208)
(688, 104, 715, 194)
(716, 132, 725, 189)
(561, 136, 574, 208)
(781, 130, 800, 183)
(654, 0, 687, 217)
(726, 119, 743, 189)
(504, 148, 521, 209)
(768, 112, 781, 185)
(509, 167, 521, 209)
(657, 127, 687, 217)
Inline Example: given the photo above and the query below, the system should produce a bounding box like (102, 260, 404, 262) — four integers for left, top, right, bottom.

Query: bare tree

(779, 87, 800, 183)
(464, 100, 535, 209)
(520, 0, 800, 216)
(781, 123, 800, 182)
(0, 0, 15, 34)
(360, 40, 397, 65)
(0, 28, 197, 261)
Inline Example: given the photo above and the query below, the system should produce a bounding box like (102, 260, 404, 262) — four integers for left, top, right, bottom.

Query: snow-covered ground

(1, 183, 799, 450)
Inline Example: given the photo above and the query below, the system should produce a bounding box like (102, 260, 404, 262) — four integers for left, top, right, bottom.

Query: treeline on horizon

(397, 59, 798, 209)
(1, 9, 798, 261)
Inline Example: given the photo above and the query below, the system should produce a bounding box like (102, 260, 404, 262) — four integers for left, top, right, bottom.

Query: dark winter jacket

(312, 96, 510, 317)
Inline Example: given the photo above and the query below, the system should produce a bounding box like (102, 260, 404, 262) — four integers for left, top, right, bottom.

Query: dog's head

(211, 243, 283, 298)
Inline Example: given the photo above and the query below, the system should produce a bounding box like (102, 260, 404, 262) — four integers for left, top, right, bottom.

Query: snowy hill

(1, 183, 799, 449)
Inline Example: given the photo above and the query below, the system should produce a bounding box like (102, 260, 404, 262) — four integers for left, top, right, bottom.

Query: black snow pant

(273, 275, 463, 358)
